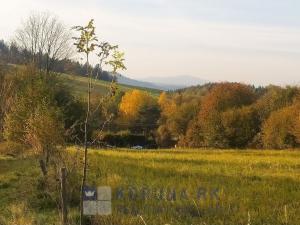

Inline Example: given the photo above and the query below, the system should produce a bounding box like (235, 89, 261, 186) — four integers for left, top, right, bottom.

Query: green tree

(73, 20, 99, 224)
(221, 106, 259, 148)
(136, 102, 160, 136)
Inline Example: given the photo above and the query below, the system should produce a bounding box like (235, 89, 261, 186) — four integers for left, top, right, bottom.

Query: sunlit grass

(1, 148, 300, 224)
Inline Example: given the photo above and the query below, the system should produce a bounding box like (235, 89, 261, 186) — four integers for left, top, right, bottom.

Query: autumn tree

(191, 83, 257, 148)
(0, 67, 15, 140)
(157, 91, 200, 147)
(25, 104, 64, 172)
(3, 66, 82, 174)
(119, 89, 159, 134)
(119, 90, 150, 120)
(221, 106, 259, 148)
(262, 104, 300, 149)
(155, 125, 174, 148)
(294, 112, 300, 143)
(4, 68, 57, 144)
(179, 118, 204, 148)
(254, 85, 299, 121)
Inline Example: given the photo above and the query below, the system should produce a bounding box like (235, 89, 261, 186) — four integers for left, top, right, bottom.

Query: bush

(4, 202, 35, 225)
(94, 130, 156, 148)
(0, 141, 26, 157)
(3, 67, 84, 156)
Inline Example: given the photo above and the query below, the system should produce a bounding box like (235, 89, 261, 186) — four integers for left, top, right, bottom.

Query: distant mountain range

(116, 74, 208, 91)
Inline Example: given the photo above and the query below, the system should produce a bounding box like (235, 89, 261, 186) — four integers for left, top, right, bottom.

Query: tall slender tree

(72, 19, 126, 225)
(72, 19, 98, 224)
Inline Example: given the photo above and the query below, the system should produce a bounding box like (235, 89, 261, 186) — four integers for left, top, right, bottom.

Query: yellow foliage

(158, 92, 177, 117)
(262, 104, 300, 149)
(119, 89, 156, 121)
(6, 202, 34, 225)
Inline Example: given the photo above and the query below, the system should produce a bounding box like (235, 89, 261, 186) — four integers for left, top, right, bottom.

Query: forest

(1, 64, 300, 151)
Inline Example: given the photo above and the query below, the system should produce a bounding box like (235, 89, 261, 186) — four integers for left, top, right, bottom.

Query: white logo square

(97, 186, 112, 201)
(97, 201, 112, 215)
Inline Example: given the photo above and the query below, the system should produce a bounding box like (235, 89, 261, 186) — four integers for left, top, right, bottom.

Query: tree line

(1, 64, 300, 151)
(157, 83, 300, 149)
(79, 81, 300, 150)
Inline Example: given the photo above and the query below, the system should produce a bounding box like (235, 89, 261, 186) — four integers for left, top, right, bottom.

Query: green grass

(60, 73, 161, 98)
(1, 148, 300, 225)
(3, 64, 161, 97)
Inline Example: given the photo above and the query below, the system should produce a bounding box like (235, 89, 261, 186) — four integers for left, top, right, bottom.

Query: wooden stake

(61, 167, 68, 225)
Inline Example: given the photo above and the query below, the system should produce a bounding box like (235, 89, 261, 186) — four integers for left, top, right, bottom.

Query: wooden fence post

(61, 167, 68, 225)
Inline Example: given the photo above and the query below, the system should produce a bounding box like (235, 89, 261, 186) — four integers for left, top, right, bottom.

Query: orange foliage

(200, 82, 256, 117)
(194, 83, 257, 147)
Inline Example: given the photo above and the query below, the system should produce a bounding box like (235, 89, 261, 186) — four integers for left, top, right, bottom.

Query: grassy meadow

(1, 148, 300, 225)
(61, 73, 161, 98)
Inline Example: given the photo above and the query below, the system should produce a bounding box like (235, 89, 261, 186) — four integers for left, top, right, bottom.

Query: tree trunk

(80, 53, 91, 225)
(39, 159, 47, 176)
(60, 167, 68, 225)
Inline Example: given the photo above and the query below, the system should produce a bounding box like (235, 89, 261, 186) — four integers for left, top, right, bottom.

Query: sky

(1, 0, 300, 86)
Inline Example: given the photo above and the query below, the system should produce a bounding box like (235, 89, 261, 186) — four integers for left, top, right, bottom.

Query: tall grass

(1, 148, 300, 224)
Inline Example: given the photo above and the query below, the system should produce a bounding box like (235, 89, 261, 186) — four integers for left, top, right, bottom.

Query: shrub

(5, 202, 35, 225)
(25, 104, 65, 163)
(95, 130, 154, 148)
(0, 141, 26, 157)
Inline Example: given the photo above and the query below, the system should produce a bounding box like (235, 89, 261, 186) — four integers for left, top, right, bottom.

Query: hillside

(116, 74, 209, 91)
(141, 75, 208, 90)
(60, 73, 162, 97)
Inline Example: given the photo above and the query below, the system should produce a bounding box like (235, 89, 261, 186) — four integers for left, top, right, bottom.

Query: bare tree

(15, 12, 73, 72)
